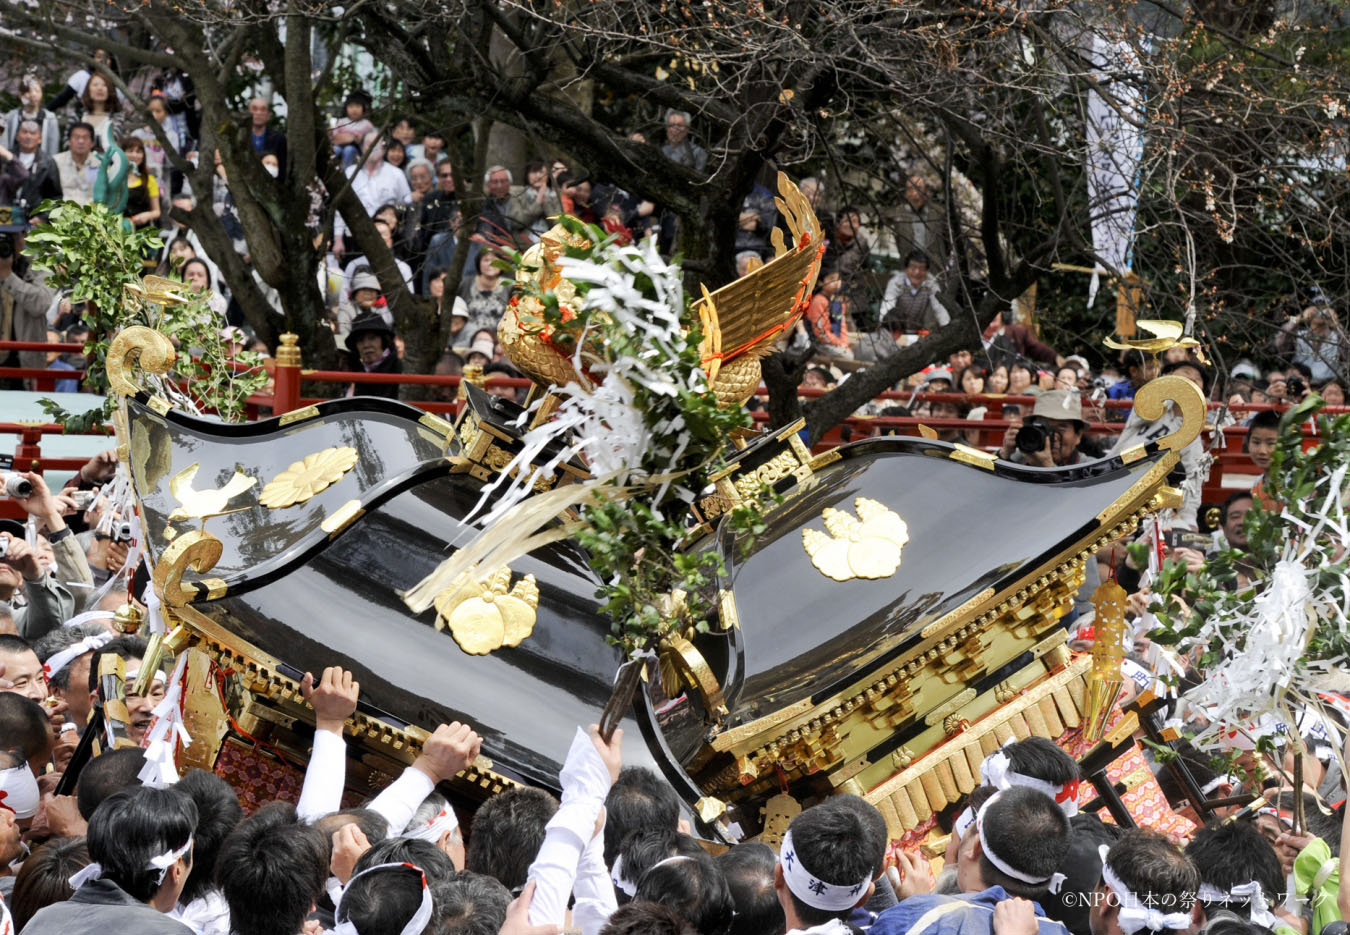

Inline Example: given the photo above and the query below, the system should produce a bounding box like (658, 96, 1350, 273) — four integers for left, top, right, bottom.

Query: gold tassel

(1082, 578, 1128, 742)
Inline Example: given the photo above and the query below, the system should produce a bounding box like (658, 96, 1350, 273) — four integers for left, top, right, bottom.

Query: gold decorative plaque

(259, 446, 359, 508)
(434, 567, 540, 655)
(802, 497, 909, 582)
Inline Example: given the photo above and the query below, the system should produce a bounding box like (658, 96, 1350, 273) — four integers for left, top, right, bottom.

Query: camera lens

(1015, 422, 1047, 455)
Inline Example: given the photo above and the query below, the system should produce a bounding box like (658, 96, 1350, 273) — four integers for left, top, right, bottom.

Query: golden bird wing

(695, 172, 824, 368)
(169, 463, 200, 503)
(219, 470, 259, 501)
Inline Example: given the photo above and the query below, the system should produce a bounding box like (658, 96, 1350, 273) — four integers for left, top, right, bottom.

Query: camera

(110, 520, 135, 542)
(0, 234, 14, 261)
(1015, 417, 1051, 455)
(68, 489, 97, 510)
(0, 537, 7, 559)
(1287, 375, 1307, 398)
(0, 473, 33, 498)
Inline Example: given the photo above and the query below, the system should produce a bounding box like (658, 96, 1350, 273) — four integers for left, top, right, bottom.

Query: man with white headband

(1183, 821, 1283, 930)
(21, 784, 197, 934)
(951, 738, 1083, 856)
(1087, 832, 1198, 935)
(35, 622, 115, 730)
(773, 800, 877, 935)
(88, 635, 168, 745)
(873, 787, 1072, 935)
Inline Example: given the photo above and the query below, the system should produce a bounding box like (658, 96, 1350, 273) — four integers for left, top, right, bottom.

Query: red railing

(4, 338, 1338, 523)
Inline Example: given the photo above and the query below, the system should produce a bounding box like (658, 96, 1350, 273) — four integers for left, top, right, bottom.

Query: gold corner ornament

(802, 497, 909, 582)
(259, 446, 359, 508)
(153, 528, 225, 607)
(1131, 375, 1207, 452)
(167, 462, 258, 525)
(106, 325, 177, 397)
(1082, 578, 1129, 743)
(434, 567, 540, 655)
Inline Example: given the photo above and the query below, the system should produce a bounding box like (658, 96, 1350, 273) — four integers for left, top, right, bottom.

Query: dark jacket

(17, 151, 63, 214)
(21, 878, 195, 935)
(250, 126, 288, 171)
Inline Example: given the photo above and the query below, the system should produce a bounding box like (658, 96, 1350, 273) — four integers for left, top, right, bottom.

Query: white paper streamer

(137, 647, 192, 788)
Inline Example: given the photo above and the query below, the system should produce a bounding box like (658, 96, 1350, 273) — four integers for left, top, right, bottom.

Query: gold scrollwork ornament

(106, 326, 177, 397)
(434, 567, 540, 655)
(259, 446, 359, 508)
(802, 497, 909, 582)
(1130, 375, 1207, 452)
(153, 529, 224, 607)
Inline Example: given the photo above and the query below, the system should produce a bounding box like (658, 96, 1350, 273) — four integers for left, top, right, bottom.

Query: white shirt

(335, 162, 411, 236)
(54, 150, 98, 205)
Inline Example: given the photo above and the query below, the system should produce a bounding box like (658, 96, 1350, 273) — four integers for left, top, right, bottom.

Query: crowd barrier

(4, 337, 1341, 523)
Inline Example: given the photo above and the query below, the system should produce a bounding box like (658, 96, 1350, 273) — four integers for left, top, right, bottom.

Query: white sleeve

(930, 291, 951, 327)
(878, 274, 901, 320)
(367, 766, 436, 835)
(526, 727, 612, 928)
(571, 826, 618, 935)
(297, 729, 348, 822)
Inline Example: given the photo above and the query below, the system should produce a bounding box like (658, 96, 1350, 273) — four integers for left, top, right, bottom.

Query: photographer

(998, 389, 1091, 467)
(0, 471, 94, 641)
(1277, 304, 1345, 385)
(0, 216, 58, 390)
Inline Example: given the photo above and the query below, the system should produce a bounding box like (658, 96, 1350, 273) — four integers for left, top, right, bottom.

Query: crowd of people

(0, 455, 1347, 935)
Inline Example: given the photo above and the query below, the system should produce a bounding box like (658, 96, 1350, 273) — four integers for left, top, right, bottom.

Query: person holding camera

(1277, 304, 1345, 385)
(0, 471, 94, 641)
(998, 389, 1090, 467)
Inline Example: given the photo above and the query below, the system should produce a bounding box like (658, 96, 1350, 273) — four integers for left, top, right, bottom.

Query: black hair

(782, 801, 877, 926)
(904, 249, 930, 269)
(465, 786, 558, 889)
(87, 786, 198, 902)
(1004, 736, 1082, 787)
(68, 121, 96, 142)
(977, 787, 1071, 900)
(338, 862, 427, 935)
(356, 835, 457, 885)
(636, 850, 734, 935)
(826, 795, 887, 879)
(1162, 358, 1211, 395)
(176, 768, 243, 904)
(10, 836, 91, 929)
(423, 128, 446, 143)
(76, 747, 146, 819)
(217, 802, 327, 935)
(33, 623, 108, 692)
(1101, 830, 1198, 913)
(1185, 820, 1282, 920)
(1204, 912, 1277, 935)
(1289, 361, 1313, 381)
(432, 870, 511, 935)
(604, 767, 682, 866)
(600, 900, 701, 935)
(88, 635, 149, 695)
(617, 828, 706, 896)
(1245, 409, 1282, 446)
(716, 843, 786, 935)
(1222, 489, 1254, 514)
(524, 159, 547, 177)
(0, 692, 50, 761)
(316, 807, 389, 848)
(0, 634, 34, 657)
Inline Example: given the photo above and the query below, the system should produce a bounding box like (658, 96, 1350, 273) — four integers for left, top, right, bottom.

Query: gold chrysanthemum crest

(259, 446, 359, 508)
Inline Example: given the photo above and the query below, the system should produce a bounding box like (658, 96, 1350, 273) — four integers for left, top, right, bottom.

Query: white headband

(123, 668, 168, 688)
(1101, 856, 1192, 934)
(779, 829, 872, 911)
(334, 862, 434, 935)
(68, 835, 193, 889)
(43, 632, 114, 680)
(611, 853, 637, 897)
(954, 806, 977, 839)
(975, 792, 1066, 890)
(0, 765, 39, 819)
(981, 750, 1080, 817)
(406, 807, 458, 844)
(1197, 881, 1276, 928)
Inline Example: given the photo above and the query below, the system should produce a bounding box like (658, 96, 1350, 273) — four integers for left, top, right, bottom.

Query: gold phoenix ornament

(259, 446, 359, 508)
(167, 462, 258, 525)
(1103, 319, 1204, 360)
(434, 567, 541, 655)
(802, 497, 910, 582)
(1083, 578, 1129, 742)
